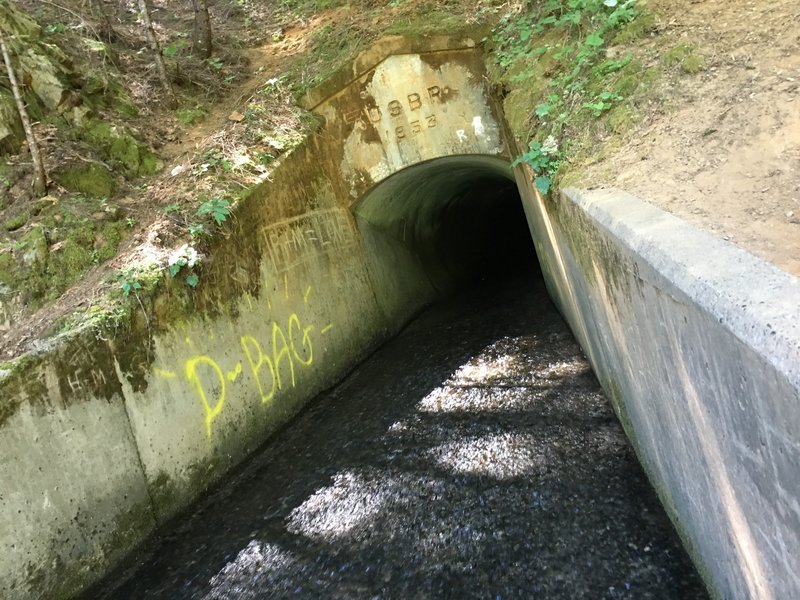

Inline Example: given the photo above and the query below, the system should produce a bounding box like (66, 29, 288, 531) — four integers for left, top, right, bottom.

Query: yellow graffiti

(289, 313, 313, 366)
(227, 363, 242, 382)
(185, 355, 226, 438)
(272, 320, 295, 390)
(155, 280, 331, 439)
(240, 335, 277, 404)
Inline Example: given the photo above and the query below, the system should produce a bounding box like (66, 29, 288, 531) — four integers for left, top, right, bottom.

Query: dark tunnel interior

(352, 155, 541, 292)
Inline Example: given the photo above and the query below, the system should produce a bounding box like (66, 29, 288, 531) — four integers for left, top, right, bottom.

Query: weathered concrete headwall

(517, 180, 800, 599)
(0, 37, 512, 599)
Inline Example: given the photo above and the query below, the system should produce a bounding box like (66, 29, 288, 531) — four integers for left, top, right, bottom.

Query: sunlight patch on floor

(286, 470, 388, 541)
(427, 433, 547, 480)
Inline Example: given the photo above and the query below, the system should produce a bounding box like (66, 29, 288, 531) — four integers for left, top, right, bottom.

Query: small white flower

(541, 135, 559, 155)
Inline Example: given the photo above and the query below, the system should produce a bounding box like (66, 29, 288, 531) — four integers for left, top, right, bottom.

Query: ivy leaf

(585, 31, 604, 47)
(185, 274, 200, 288)
(534, 176, 552, 195)
(535, 103, 552, 118)
(168, 264, 181, 277)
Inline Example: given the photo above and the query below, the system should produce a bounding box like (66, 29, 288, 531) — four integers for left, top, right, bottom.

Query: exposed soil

(583, 0, 800, 276)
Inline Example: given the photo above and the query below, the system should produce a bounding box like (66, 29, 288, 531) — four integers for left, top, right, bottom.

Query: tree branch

(0, 30, 47, 196)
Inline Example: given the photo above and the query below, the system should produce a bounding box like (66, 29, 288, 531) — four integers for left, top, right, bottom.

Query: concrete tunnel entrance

(352, 155, 540, 291)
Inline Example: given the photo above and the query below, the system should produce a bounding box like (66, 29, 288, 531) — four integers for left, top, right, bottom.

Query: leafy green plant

(163, 203, 181, 215)
(176, 105, 208, 125)
(512, 136, 562, 195)
(119, 274, 142, 297)
(196, 197, 232, 226)
(583, 91, 623, 116)
(168, 244, 201, 288)
(163, 39, 189, 58)
(116, 262, 160, 298)
(188, 223, 205, 239)
(195, 148, 233, 174)
(495, 0, 642, 195)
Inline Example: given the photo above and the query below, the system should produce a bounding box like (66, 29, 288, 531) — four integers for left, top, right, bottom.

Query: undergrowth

(492, 0, 656, 194)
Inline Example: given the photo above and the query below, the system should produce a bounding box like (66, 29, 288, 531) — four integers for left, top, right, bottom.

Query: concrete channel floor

(87, 273, 708, 599)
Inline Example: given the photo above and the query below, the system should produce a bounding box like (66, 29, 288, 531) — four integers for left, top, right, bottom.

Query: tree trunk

(136, 0, 176, 106)
(191, 0, 213, 59)
(0, 31, 47, 196)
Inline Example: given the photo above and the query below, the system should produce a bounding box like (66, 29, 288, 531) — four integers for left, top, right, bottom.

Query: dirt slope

(583, 0, 800, 276)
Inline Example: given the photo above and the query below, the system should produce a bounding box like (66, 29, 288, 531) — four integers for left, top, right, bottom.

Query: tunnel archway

(352, 155, 539, 293)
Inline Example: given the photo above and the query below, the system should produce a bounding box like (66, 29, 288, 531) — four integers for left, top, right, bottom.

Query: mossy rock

(139, 151, 162, 175)
(606, 104, 638, 134)
(0, 90, 23, 154)
(59, 164, 116, 197)
(20, 226, 48, 267)
(109, 134, 142, 174)
(83, 71, 111, 95)
(4, 212, 29, 232)
(84, 119, 161, 176)
(96, 221, 126, 262)
(8, 216, 129, 306)
(59, 238, 95, 281)
(0, 249, 14, 286)
(112, 91, 140, 118)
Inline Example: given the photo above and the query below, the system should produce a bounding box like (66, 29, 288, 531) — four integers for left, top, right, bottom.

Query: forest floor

(0, 0, 798, 360)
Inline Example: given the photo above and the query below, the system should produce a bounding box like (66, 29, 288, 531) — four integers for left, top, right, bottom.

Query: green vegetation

(117, 260, 161, 298)
(167, 244, 201, 288)
(0, 195, 131, 311)
(60, 164, 117, 197)
(195, 197, 232, 226)
(491, 0, 660, 193)
(176, 105, 208, 125)
(663, 43, 706, 74)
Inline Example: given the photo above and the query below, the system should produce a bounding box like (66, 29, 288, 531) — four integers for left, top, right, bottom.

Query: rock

(20, 226, 48, 267)
(59, 163, 116, 197)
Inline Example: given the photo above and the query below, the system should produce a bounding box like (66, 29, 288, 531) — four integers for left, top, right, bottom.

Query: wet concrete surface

(89, 274, 708, 599)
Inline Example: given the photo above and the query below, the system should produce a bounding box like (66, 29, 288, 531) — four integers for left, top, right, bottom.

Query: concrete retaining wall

(518, 180, 800, 600)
